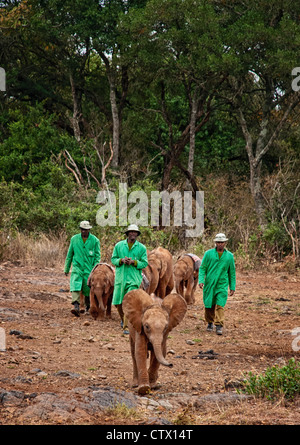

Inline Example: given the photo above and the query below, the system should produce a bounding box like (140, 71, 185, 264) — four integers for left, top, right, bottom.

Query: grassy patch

(239, 358, 300, 401)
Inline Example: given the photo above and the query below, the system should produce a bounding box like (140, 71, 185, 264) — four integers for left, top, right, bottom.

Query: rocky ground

(0, 261, 299, 425)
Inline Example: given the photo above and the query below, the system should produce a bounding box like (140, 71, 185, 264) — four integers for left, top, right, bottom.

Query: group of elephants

(86, 246, 201, 395)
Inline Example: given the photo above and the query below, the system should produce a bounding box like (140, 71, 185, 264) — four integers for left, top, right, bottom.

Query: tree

(217, 0, 300, 226)
(125, 0, 231, 192)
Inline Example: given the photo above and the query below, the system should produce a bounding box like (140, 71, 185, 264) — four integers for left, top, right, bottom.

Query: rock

(0, 388, 26, 406)
(102, 343, 114, 350)
(54, 370, 80, 378)
(193, 392, 250, 408)
(192, 349, 219, 360)
(9, 330, 22, 336)
(157, 399, 173, 409)
(29, 368, 43, 374)
(90, 386, 137, 410)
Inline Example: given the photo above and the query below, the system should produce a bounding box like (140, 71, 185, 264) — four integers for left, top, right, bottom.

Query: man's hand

(229, 290, 235, 296)
(199, 283, 204, 289)
(122, 257, 135, 265)
(64, 272, 69, 276)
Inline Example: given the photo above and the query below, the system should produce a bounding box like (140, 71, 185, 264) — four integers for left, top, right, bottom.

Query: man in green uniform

(111, 224, 148, 333)
(198, 233, 236, 335)
(64, 221, 101, 317)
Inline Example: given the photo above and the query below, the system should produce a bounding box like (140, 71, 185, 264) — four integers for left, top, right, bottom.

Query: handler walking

(198, 233, 236, 335)
(111, 224, 148, 334)
(64, 221, 101, 317)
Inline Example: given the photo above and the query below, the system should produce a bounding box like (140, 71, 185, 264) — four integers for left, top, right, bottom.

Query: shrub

(239, 358, 300, 401)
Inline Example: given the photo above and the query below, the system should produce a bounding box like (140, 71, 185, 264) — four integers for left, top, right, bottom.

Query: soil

(0, 261, 299, 425)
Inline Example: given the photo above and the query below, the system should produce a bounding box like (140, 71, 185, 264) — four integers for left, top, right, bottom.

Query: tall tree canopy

(0, 0, 299, 259)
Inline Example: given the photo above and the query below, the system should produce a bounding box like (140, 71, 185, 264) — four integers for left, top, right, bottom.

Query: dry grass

(193, 397, 300, 425)
(1, 231, 68, 268)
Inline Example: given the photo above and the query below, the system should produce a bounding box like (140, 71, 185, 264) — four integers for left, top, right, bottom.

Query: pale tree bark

(108, 76, 120, 168)
(98, 51, 129, 169)
(187, 90, 198, 185)
(70, 73, 82, 143)
(238, 91, 300, 228)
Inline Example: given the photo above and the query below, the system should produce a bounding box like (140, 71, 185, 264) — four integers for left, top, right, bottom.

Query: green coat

(64, 233, 101, 296)
(198, 248, 236, 308)
(111, 239, 148, 305)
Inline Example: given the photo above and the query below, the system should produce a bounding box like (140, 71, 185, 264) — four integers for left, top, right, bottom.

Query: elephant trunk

(152, 341, 173, 368)
(94, 287, 105, 312)
(99, 298, 105, 312)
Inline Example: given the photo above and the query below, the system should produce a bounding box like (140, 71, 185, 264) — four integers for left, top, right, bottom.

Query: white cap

(79, 220, 92, 229)
(214, 233, 228, 242)
(125, 224, 140, 235)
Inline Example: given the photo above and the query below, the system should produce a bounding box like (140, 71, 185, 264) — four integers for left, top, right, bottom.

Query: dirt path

(0, 262, 299, 425)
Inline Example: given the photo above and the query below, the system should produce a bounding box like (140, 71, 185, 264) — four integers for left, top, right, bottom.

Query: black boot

(71, 302, 80, 317)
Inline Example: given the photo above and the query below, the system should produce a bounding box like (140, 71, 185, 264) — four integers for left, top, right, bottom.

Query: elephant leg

(129, 335, 138, 388)
(105, 291, 112, 318)
(166, 275, 174, 296)
(135, 334, 150, 395)
(191, 275, 197, 303)
(185, 277, 194, 305)
(157, 280, 166, 299)
(79, 291, 85, 313)
(148, 351, 160, 389)
(89, 290, 99, 320)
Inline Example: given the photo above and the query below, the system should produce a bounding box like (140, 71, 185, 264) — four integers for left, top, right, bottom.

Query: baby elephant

(89, 264, 114, 320)
(122, 289, 187, 395)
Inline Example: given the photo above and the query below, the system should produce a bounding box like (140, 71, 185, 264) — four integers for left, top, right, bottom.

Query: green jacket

(198, 248, 236, 308)
(64, 233, 101, 295)
(111, 239, 148, 305)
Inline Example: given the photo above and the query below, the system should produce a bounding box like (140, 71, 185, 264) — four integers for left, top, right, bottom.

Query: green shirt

(111, 239, 148, 305)
(64, 233, 101, 295)
(198, 248, 236, 308)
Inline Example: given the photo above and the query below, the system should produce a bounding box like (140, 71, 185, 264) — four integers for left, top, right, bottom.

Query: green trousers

(205, 304, 224, 326)
(71, 291, 90, 308)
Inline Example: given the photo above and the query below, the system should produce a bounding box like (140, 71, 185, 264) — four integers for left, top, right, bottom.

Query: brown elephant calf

(123, 289, 187, 395)
(174, 254, 201, 305)
(143, 247, 174, 299)
(89, 263, 114, 320)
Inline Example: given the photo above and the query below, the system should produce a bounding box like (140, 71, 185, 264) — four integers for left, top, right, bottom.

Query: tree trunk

(109, 80, 120, 168)
(187, 92, 197, 179)
(69, 73, 82, 143)
(99, 51, 120, 168)
(249, 159, 266, 228)
(237, 89, 300, 227)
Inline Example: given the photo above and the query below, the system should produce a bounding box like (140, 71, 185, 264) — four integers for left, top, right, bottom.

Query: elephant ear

(162, 293, 187, 332)
(123, 289, 153, 334)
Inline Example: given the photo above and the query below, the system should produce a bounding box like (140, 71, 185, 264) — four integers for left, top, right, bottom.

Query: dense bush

(239, 359, 300, 401)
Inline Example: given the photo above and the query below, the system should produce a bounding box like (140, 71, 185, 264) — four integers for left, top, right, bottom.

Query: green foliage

(0, 105, 78, 183)
(239, 359, 300, 401)
(0, 0, 300, 264)
(263, 222, 290, 255)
